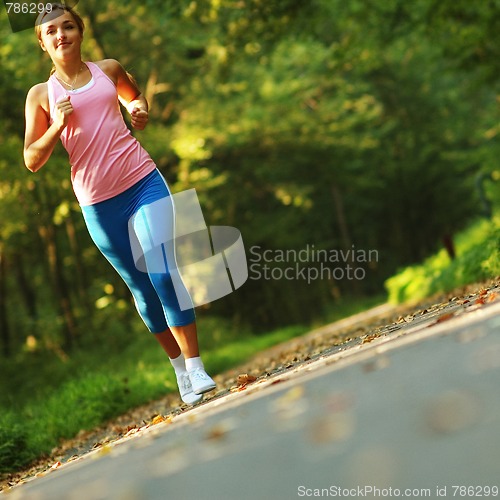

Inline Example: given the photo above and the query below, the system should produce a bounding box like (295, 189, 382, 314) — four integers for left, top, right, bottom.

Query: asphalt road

(7, 297, 500, 500)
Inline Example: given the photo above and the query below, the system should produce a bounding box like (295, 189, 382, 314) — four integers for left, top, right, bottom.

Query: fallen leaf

(487, 292, 498, 302)
(436, 313, 454, 323)
(156, 415, 173, 426)
(205, 425, 227, 441)
(270, 378, 284, 386)
(151, 414, 166, 425)
(96, 445, 112, 458)
(236, 373, 257, 387)
(362, 333, 378, 344)
(124, 427, 140, 438)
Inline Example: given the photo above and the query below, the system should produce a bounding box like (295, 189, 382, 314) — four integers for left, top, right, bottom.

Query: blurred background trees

(1, 0, 499, 355)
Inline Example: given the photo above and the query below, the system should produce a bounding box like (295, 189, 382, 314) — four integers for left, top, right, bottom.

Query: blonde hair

(35, 2, 85, 75)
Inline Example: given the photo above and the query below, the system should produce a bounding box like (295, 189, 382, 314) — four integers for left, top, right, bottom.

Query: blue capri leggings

(81, 169, 196, 333)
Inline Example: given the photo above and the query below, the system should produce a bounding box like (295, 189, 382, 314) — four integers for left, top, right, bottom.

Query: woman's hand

(54, 95, 74, 131)
(99, 59, 150, 130)
(131, 106, 149, 130)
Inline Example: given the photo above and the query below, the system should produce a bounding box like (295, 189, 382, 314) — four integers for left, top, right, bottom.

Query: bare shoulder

(27, 82, 48, 101)
(94, 58, 122, 70)
(26, 82, 49, 113)
(93, 59, 124, 84)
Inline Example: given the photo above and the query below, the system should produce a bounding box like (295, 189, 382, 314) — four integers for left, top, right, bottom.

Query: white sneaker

(177, 372, 203, 405)
(189, 368, 217, 395)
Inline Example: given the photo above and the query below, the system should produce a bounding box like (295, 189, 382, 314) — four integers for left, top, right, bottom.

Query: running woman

(24, 3, 216, 405)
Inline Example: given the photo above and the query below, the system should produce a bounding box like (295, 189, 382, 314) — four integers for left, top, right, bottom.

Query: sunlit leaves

(0, 0, 498, 341)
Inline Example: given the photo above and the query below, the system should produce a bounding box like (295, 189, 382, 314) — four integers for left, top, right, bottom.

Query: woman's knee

(131, 287, 167, 332)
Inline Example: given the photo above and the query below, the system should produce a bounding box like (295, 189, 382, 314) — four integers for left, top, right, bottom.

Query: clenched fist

(131, 107, 148, 130)
(54, 96, 74, 130)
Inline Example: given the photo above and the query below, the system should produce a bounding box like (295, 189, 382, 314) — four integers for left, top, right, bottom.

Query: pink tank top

(47, 61, 156, 206)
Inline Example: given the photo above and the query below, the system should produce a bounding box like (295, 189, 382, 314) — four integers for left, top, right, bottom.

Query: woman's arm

(99, 59, 149, 130)
(23, 84, 72, 172)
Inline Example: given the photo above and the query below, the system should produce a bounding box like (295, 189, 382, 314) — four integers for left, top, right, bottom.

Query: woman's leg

(168, 322, 199, 358)
(82, 206, 168, 332)
(131, 184, 216, 394)
(156, 324, 215, 394)
(155, 331, 204, 404)
(155, 328, 181, 358)
(81, 198, 204, 404)
(130, 194, 195, 326)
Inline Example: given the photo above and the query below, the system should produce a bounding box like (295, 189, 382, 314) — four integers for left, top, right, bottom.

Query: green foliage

(1, 0, 500, 472)
(423, 0, 500, 86)
(1, 0, 497, 342)
(385, 216, 500, 303)
(0, 414, 30, 473)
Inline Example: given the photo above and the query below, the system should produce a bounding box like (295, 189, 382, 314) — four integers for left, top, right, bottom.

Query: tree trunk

(82, 7, 108, 60)
(144, 69, 172, 112)
(38, 223, 78, 350)
(331, 183, 352, 251)
(13, 252, 38, 321)
(30, 179, 79, 350)
(0, 244, 11, 357)
(331, 183, 359, 293)
(65, 212, 92, 316)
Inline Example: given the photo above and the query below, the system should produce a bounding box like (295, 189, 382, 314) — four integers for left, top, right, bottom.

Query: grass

(385, 215, 500, 304)
(0, 294, 383, 474)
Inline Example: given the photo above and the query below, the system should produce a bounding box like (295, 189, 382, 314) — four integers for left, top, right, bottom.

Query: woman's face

(38, 10, 83, 62)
